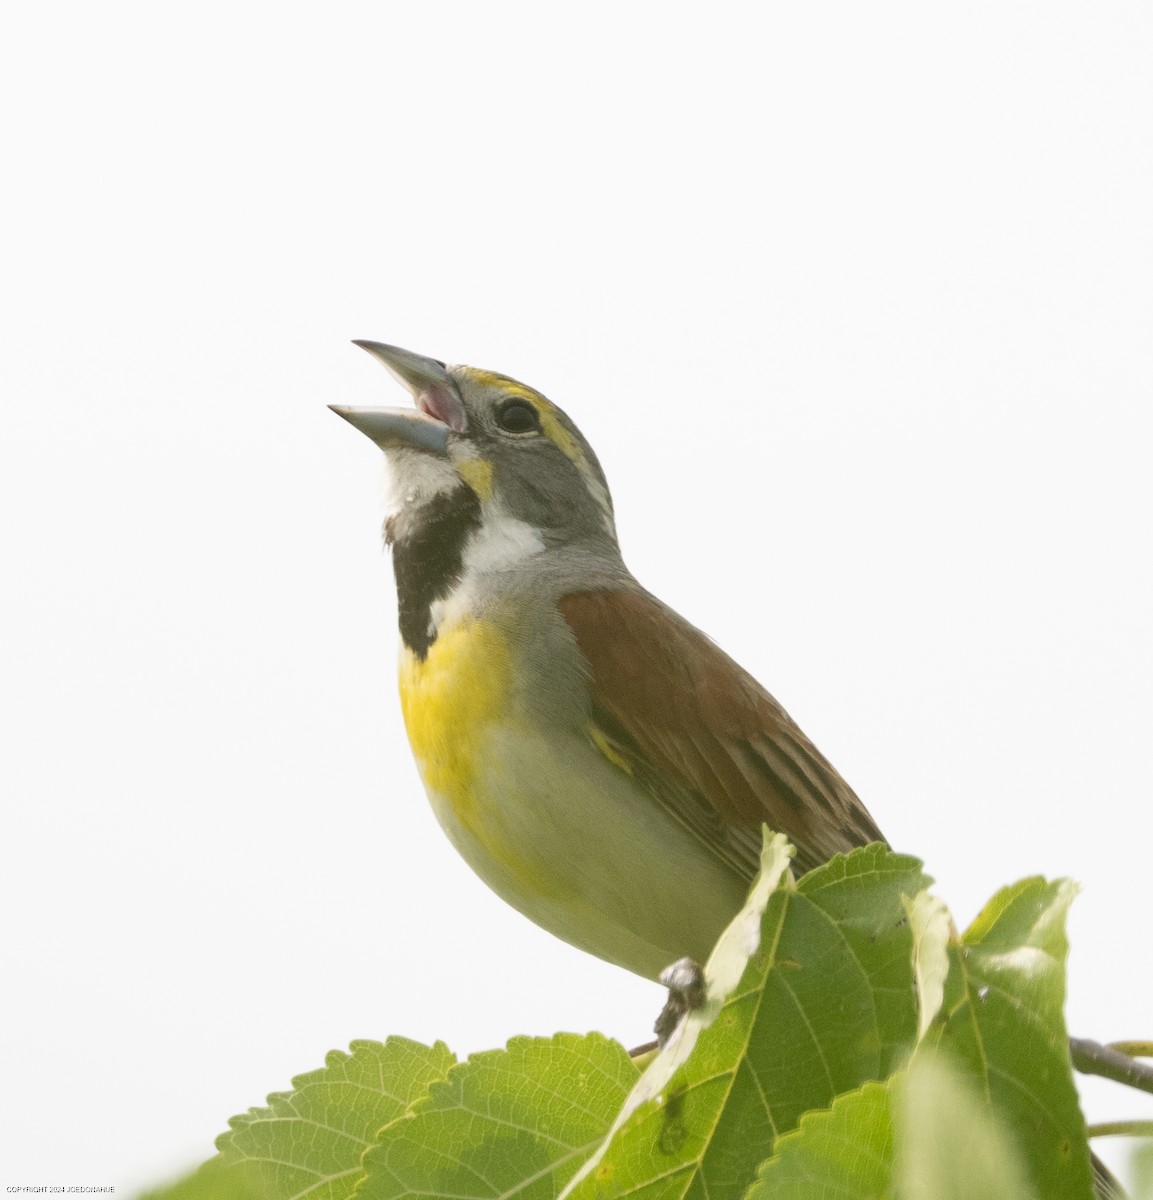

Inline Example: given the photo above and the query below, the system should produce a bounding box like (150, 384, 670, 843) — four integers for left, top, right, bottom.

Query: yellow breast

(397, 612, 751, 978)
(397, 617, 513, 840)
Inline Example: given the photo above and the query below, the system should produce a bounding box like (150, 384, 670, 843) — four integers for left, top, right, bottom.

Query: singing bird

(332, 342, 886, 982)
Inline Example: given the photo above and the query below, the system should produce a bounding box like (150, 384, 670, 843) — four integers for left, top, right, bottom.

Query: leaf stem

(1107, 1041, 1153, 1059)
(1086, 1120, 1153, 1139)
(1070, 1037, 1153, 1095)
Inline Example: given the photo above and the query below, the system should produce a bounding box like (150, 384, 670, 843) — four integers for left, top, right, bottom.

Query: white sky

(2, 2, 1151, 1193)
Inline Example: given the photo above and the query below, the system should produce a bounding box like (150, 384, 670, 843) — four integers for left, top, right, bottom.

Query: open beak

(329, 341, 467, 455)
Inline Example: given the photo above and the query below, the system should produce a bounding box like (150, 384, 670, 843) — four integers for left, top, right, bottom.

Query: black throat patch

(385, 485, 482, 660)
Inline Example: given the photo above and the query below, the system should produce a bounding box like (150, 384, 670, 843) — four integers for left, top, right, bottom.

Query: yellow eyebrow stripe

(461, 366, 613, 528)
(468, 371, 540, 403)
(536, 407, 585, 467)
(467, 370, 587, 470)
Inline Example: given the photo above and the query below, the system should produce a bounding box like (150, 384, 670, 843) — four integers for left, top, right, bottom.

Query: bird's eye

(496, 399, 541, 435)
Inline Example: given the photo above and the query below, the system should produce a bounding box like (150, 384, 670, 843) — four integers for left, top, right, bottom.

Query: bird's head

(332, 342, 624, 656)
(332, 341, 617, 551)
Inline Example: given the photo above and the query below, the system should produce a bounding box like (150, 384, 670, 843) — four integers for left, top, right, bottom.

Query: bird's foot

(654, 956, 706, 1048)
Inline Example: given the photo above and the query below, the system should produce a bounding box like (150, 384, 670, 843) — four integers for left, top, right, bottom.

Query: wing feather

(559, 588, 886, 877)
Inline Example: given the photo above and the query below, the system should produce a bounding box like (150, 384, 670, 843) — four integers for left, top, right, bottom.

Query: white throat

(379, 448, 460, 520)
(427, 502, 546, 635)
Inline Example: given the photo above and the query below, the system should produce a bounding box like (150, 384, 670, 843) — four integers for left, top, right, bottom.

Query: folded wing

(558, 588, 886, 879)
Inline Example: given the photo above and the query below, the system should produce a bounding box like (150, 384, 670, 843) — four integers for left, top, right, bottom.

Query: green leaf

(746, 1053, 1039, 1200)
(926, 877, 1094, 1200)
(214, 1036, 456, 1200)
(896, 1052, 1039, 1200)
(136, 1157, 279, 1200)
(796, 842, 933, 1072)
(744, 1077, 894, 1199)
(563, 834, 929, 1200)
(904, 890, 951, 1040)
(355, 1032, 638, 1200)
(1133, 1139, 1153, 1200)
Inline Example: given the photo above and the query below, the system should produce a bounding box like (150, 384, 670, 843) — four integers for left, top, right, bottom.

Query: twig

(1087, 1120, 1153, 1139)
(1070, 1037, 1153, 1095)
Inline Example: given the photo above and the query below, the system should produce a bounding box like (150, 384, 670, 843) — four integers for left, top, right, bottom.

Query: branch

(1070, 1037, 1153, 1095)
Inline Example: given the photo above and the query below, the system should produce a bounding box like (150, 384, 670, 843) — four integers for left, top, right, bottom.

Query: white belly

(422, 718, 750, 981)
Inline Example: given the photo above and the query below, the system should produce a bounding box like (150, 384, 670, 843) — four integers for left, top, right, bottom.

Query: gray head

(332, 341, 617, 549)
(331, 342, 622, 656)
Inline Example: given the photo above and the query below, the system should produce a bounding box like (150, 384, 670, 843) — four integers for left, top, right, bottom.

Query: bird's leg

(653, 956, 707, 1048)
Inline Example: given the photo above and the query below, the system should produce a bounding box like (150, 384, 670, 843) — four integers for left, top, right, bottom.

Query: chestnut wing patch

(559, 589, 886, 877)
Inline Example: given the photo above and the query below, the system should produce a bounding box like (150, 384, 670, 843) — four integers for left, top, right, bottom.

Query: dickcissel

(332, 342, 886, 982)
